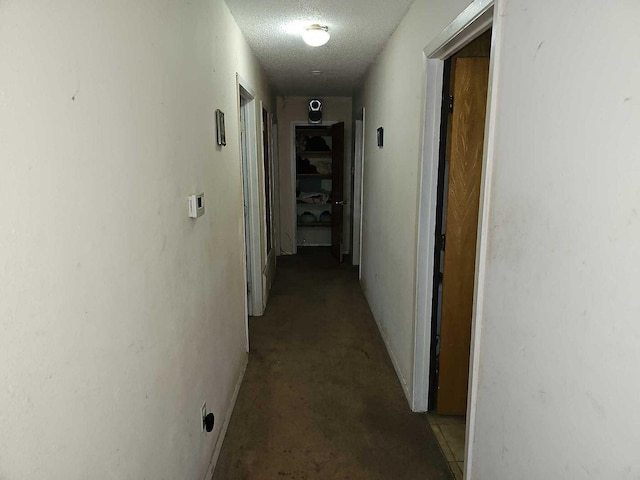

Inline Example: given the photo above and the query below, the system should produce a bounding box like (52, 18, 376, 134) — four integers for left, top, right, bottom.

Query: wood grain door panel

(330, 122, 345, 261)
(437, 57, 489, 415)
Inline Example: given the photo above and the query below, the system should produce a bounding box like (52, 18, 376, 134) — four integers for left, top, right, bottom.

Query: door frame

(357, 108, 365, 277)
(272, 123, 281, 257)
(412, 0, 502, 475)
(289, 120, 340, 254)
(237, 75, 263, 325)
(259, 102, 276, 306)
(352, 113, 365, 268)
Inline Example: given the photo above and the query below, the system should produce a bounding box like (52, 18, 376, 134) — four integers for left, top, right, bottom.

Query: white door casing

(352, 118, 364, 267)
(238, 75, 264, 330)
(412, 1, 500, 478)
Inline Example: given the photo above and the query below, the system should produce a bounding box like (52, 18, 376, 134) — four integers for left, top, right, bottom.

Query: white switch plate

(188, 193, 205, 218)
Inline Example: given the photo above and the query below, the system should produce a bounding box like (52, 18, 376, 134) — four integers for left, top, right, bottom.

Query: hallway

(214, 249, 452, 479)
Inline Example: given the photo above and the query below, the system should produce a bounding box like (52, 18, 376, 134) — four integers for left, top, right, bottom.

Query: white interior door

(238, 77, 264, 322)
(240, 97, 253, 317)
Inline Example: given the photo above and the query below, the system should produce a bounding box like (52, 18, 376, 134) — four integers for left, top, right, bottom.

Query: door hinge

(448, 95, 454, 113)
(247, 282, 252, 293)
(437, 233, 446, 251)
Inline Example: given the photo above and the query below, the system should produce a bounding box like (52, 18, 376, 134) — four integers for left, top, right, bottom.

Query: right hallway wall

(353, 0, 473, 404)
(356, 0, 640, 478)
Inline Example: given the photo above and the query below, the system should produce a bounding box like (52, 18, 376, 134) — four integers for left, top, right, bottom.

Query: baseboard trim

(204, 353, 248, 480)
(370, 313, 413, 407)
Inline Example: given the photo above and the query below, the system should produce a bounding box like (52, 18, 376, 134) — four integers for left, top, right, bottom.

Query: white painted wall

(354, 0, 473, 402)
(469, 1, 640, 478)
(0, 1, 271, 479)
(276, 96, 353, 254)
(358, 0, 640, 476)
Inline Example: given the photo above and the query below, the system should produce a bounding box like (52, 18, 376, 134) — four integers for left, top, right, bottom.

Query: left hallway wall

(0, 1, 272, 479)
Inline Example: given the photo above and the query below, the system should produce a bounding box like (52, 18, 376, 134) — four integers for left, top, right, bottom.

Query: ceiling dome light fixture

(303, 24, 330, 47)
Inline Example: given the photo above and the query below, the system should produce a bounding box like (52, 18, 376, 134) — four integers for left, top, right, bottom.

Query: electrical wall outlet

(201, 402, 207, 432)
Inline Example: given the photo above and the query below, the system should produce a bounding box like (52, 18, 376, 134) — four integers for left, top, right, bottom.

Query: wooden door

(437, 57, 489, 415)
(330, 122, 345, 261)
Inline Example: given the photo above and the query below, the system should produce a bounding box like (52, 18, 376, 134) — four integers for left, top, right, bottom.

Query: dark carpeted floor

(213, 248, 452, 480)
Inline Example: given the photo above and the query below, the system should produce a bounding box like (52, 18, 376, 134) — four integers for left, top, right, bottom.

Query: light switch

(188, 193, 205, 218)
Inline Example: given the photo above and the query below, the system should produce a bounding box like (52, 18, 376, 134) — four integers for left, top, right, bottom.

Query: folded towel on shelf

(319, 211, 331, 223)
(296, 155, 318, 174)
(298, 192, 330, 204)
(304, 136, 330, 151)
(315, 160, 332, 174)
(298, 212, 317, 223)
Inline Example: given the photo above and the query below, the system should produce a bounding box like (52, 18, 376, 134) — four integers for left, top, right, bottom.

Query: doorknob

(334, 200, 347, 205)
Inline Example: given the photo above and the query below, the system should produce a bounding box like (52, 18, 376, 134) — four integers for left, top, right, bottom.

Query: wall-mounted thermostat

(188, 193, 205, 218)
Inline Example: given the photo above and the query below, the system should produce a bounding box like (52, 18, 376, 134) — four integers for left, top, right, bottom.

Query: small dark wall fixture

(204, 412, 215, 432)
(377, 127, 384, 147)
(308, 98, 322, 124)
(216, 109, 226, 146)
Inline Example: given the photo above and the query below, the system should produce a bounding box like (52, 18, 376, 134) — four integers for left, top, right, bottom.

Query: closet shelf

(296, 128, 332, 136)
(297, 174, 332, 179)
(297, 222, 332, 228)
(298, 151, 332, 158)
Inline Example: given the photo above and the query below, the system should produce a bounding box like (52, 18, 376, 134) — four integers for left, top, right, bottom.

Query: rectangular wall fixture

(188, 193, 205, 218)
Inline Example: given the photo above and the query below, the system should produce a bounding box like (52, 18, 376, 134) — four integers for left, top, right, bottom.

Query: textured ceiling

(224, 0, 415, 96)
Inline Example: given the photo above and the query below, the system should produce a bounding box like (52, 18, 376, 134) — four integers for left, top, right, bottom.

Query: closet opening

(294, 122, 345, 262)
